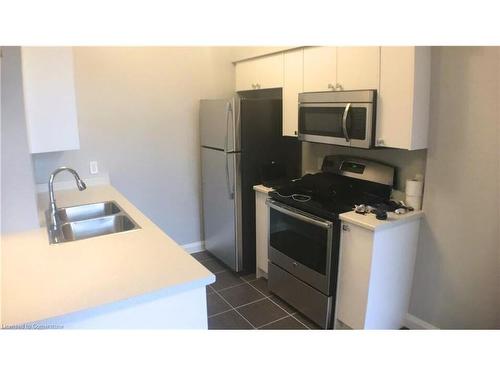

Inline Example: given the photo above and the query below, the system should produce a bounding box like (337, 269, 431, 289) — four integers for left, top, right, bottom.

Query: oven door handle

(342, 102, 351, 143)
(267, 200, 333, 229)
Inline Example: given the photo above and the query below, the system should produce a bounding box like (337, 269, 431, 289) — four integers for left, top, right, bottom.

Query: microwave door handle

(342, 103, 351, 142)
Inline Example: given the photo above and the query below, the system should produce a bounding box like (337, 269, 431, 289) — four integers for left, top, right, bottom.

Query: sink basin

(56, 201, 121, 222)
(60, 214, 140, 242)
(46, 200, 141, 244)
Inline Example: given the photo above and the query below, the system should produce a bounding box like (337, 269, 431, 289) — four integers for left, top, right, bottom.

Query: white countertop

(339, 209, 424, 231)
(1, 184, 215, 326)
(253, 184, 274, 194)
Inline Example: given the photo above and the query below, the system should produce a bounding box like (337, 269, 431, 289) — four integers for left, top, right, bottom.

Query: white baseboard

(181, 241, 205, 254)
(404, 313, 439, 330)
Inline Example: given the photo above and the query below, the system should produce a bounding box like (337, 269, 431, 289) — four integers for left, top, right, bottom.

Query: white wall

(409, 47, 500, 329)
(32, 47, 236, 245)
(1, 47, 39, 234)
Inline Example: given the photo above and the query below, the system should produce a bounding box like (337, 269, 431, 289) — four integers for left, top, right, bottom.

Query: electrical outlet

(89, 161, 99, 175)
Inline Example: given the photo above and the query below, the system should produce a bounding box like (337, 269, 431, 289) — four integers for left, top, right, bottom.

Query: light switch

(89, 161, 99, 175)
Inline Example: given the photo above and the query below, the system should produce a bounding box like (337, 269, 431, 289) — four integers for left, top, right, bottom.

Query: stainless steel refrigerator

(200, 96, 299, 272)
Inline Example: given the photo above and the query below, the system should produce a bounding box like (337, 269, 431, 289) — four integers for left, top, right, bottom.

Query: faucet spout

(48, 167, 87, 232)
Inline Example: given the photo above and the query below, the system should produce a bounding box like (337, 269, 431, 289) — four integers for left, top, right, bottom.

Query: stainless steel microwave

(298, 90, 377, 149)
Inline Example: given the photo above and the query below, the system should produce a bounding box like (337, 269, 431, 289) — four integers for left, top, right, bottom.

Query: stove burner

(269, 171, 393, 221)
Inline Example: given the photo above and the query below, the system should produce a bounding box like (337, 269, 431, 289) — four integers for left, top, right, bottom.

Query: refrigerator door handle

(225, 102, 235, 200)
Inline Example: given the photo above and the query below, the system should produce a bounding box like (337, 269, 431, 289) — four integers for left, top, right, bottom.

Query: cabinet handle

(342, 224, 350, 231)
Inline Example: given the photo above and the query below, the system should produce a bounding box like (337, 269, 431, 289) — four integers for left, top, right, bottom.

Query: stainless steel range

(266, 155, 395, 329)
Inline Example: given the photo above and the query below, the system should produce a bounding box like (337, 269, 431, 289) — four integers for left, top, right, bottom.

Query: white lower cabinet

(336, 218, 421, 329)
(254, 186, 272, 279)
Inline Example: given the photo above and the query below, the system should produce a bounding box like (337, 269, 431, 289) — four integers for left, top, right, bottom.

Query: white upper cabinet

(235, 59, 255, 91)
(376, 47, 431, 150)
(303, 47, 379, 92)
(235, 53, 284, 91)
(234, 46, 430, 150)
(283, 49, 303, 137)
(336, 47, 380, 90)
(21, 47, 80, 154)
(303, 47, 337, 92)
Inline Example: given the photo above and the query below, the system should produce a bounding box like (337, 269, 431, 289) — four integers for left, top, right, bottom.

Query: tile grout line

(207, 260, 314, 330)
(207, 296, 268, 319)
(244, 277, 310, 329)
(288, 313, 311, 329)
(210, 273, 279, 329)
(244, 277, 312, 330)
(256, 314, 295, 329)
(244, 278, 272, 299)
(211, 288, 258, 330)
(207, 307, 233, 319)
(245, 278, 298, 316)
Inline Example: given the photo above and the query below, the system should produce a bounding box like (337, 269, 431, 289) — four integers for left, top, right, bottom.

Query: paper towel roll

(406, 179, 424, 196)
(406, 195, 422, 210)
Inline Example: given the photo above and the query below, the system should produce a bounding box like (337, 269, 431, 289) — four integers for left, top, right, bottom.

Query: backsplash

(302, 142, 427, 192)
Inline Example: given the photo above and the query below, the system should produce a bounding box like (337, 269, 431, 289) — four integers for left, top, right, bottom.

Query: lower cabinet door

(255, 190, 269, 275)
(336, 222, 374, 329)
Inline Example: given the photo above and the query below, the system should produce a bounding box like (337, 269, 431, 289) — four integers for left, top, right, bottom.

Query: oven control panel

(321, 155, 394, 187)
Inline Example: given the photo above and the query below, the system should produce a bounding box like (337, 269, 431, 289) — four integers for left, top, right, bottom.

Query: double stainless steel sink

(46, 201, 141, 244)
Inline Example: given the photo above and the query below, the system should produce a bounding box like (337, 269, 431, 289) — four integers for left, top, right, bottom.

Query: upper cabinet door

(21, 47, 80, 154)
(377, 47, 431, 150)
(336, 47, 380, 90)
(235, 59, 256, 91)
(235, 53, 284, 91)
(303, 47, 337, 92)
(283, 49, 303, 137)
(254, 53, 284, 89)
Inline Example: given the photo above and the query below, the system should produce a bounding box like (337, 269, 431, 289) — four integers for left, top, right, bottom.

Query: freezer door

(200, 99, 238, 151)
(201, 147, 242, 271)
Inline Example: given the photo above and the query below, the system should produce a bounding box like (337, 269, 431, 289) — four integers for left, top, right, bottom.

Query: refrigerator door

(201, 147, 242, 271)
(200, 98, 239, 151)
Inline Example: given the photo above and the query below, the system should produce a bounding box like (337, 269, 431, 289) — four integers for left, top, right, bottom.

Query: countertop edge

(339, 210, 424, 232)
(253, 184, 274, 194)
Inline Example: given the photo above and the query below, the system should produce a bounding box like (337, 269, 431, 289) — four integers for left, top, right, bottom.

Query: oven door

(298, 102, 374, 149)
(267, 200, 336, 295)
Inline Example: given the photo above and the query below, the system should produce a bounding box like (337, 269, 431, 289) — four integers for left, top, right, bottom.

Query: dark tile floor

(191, 251, 321, 330)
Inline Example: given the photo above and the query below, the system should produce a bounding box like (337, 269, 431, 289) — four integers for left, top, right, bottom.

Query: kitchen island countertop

(1, 184, 214, 326)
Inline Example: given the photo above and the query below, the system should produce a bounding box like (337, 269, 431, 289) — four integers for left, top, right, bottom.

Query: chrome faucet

(48, 167, 87, 232)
